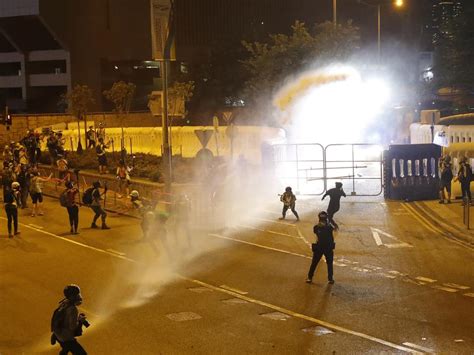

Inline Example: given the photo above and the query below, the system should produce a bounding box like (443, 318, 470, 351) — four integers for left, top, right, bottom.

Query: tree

(241, 21, 360, 123)
(63, 85, 95, 152)
(103, 81, 136, 154)
(168, 80, 195, 118)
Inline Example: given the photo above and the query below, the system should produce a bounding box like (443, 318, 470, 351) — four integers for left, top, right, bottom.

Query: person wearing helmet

(279, 186, 300, 221)
(4, 182, 21, 238)
(439, 155, 453, 204)
(321, 182, 346, 230)
(51, 284, 88, 355)
(306, 211, 335, 284)
(88, 181, 110, 229)
(64, 181, 80, 234)
(457, 156, 472, 205)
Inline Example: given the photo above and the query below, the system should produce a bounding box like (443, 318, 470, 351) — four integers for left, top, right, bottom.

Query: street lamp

(333, 0, 337, 28)
(359, 0, 404, 62)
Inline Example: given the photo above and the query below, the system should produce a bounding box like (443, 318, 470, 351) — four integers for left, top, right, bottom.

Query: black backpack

(82, 187, 94, 205)
(59, 190, 69, 207)
(51, 302, 71, 334)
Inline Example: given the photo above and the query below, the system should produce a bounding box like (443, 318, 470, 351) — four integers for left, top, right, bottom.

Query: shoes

(102, 224, 110, 230)
(438, 200, 445, 204)
(8, 234, 13, 238)
(305, 278, 312, 284)
(73, 231, 79, 235)
(31, 213, 35, 217)
(447, 200, 451, 204)
(296, 218, 300, 222)
(14, 231, 20, 236)
(70, 228, 74, 234)
(328, 279, 335, 284)
(38, 212, 44, 216)
(278, 217, 285, 220)
(91, 223, 99, 229)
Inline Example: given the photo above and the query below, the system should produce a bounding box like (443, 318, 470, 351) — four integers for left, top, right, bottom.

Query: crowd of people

(439, 155, 473, 205)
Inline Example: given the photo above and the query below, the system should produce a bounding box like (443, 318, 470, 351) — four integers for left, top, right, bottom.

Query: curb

(410, 201, 474, 248)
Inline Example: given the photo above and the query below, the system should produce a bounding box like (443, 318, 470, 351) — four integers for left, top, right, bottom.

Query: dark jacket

(313, 222, 335, 250)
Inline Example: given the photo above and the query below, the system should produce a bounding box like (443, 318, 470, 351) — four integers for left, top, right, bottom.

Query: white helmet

(130, 190, 139, 198)
(11, 182, 20, 189)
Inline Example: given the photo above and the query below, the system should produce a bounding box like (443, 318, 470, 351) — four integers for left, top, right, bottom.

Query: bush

(39, 149, 201, 183)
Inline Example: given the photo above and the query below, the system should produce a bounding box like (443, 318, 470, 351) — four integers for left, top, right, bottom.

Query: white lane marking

(463, 293, 474, 298)
(443, 283, 470, 290)
(371, 227, 413, 248)
(351, 267, 370, 273)
(415, 277, 437, 283)
(0, 217, 138, 264)
(219, 285, 248, 295)
(28, 223, 44, 229)
(106, 249, 126, 256)
(254, 217, 297, 227)
(7, 219, 425, 353)
(402, 342, 434, 353)
(237, 224, 298, 238)
(190, 278, 422, 354)
(388, 270, 407, 276)
(431, 285, 458, 293)
(208, 233, 311, 259)
(296, 225, 311, 248)
(380, 273, 397, 279)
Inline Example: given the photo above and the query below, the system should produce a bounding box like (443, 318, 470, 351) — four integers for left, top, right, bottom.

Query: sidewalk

(410, 199, 474, 247)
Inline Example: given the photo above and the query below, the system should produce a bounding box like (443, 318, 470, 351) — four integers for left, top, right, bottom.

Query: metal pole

(161, 59, 172, 192)
(377, 4, 381, 62)
(351, 144, 356, 195)
(333, 0, 337, 28)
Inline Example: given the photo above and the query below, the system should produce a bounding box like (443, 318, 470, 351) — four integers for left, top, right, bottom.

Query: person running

(89, 181, 110, 229)
(457, 156, 472, 205)
(96, 138, 109, 174)
(63, 181, 79, 235)
(439, 155, 453, 204)
(29, 171, 52, 217)
(321, 182, 346, 230)
(279, 186, 300, 221)
(51, 284, 88, 355)
(306, 211, 335, 284)
(116, 160, 131, 198)
(4, 182, 21, 238)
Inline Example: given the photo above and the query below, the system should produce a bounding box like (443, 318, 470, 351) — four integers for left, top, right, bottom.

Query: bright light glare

(283, 67, 391, 145)
(395, 0, 403, 7)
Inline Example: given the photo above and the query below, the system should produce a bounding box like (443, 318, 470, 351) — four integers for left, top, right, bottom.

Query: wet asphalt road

(0, 196, 473, 354)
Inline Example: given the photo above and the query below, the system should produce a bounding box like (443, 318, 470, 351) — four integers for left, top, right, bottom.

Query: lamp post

(333, 0, 337, 28)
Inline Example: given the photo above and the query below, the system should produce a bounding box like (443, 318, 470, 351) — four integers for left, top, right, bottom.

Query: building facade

(431, 0, 462, 45)
(0, 0, 158, 113)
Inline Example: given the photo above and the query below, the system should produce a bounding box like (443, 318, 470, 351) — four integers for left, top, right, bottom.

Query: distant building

(431, 0, 462, 45)
(0, 0, 160, 113)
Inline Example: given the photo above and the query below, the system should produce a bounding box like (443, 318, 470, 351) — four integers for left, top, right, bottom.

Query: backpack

(59, 190, 69, 207)
(51, 302, 71, 334)
(82, 187, 94, 205)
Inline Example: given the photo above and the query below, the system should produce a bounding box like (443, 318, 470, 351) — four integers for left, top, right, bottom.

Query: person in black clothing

(306, 211, 335, 284)
(4, 182, 21, 238)
(321, 182, 346, 229)
(17, 165, 31, 208)
(89, 181, 110, 229)
(439, 155, 453, 204)
(86, 126, 96, 149)
(457, 156, 472, 205)
(64, 181, 80, 235)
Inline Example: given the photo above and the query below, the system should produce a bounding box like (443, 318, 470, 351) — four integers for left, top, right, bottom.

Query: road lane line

(295, 225, 311, 248)
(401, 204, 440, 235)
(415, 277, 437, 283)
(5, 221, 435, 353)
(403, 203, 474, 250)
(186, 278, 422, 354)
(431, 285, 458, 293)
(106, 249, 126, 256)
(219, 285, 248, 295)
(254, 218, 297, 227)
(463, 293, 474, 298)
(442, 283, 470, 290)
(237, 224, 299, 238)
(0, 218, 138, 264)
(402, 342, 434, 353)
(209, 233, 311, 259)
(28, 223, 44, 229)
